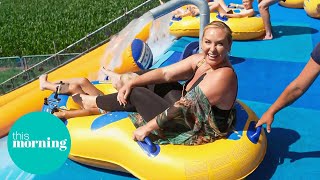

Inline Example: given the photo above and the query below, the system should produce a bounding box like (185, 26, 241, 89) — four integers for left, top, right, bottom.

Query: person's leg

(100, 68, 148, 90)
(92, 87, 172, 121)
(213, 3, 229, 15)
(258, 0, 279, 40)
(129, 87, 172, 121)
(40, 74, 86, 95)
(82, 93, 136, 111)
(153, 82, 183, 104)
(208, 1, 229, 14)
(40, 74, 103, 96)
(53, 108, 101, 119)
(216, 0, 230, 12)
(40, 74, 59, 91)
(100, 68, 122, 88)
(163, 90, 182, 104)
(208, 1, 220, 12)
(55, 86, 182, 120)
(69, 77, 103, 96)
(79, 70, 153, 110)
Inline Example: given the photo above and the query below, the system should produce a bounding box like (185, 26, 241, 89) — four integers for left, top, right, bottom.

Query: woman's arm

(199, 68, 237, 109)
(117, 54, 202, 105)
(134, 54, 200, 85)
(133, 104, 183, 141)
(133, 118, 160, 141)
(256, 58, 320, 132)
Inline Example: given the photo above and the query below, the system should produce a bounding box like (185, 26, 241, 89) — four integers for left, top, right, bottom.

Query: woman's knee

(78, 77, 91, 85)
(130, 87, 147, 98)
(210, 2, 220, 9)
(258, 0, 273, 9)
(68, 84, 82, 94)
(258, 3, 266, 10)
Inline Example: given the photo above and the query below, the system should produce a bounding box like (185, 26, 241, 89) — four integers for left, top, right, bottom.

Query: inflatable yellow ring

(279, 0, 304, 8)
(304, 0, 320, 18)
(43, 83, 267, 179)
(169, 12, 265, 40)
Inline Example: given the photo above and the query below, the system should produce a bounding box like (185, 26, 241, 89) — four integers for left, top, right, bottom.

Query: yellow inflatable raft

(279, 0, 304, 8)
(43, 82, 267, 179)
(304, 0, 320, 18)
(169, 12, 265, 40)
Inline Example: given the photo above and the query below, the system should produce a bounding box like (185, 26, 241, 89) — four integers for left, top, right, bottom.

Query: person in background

(256, 43, 320, 132)
(221, 0, 254, 18)
(258, 0, 286, 40)
(190, 0, 254, 18)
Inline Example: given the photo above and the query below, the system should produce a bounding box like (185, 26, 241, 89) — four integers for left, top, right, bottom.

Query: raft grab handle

(137, 137, 160, 157)
(247, 121, 262, 144)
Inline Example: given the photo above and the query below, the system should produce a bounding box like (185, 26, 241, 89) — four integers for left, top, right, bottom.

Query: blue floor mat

(231, 22, 316, 62)
(233, 57, 320, 110)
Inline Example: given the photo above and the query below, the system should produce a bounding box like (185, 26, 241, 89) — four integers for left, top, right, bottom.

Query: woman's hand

(133, 125, 152, 141)
(117, 82, 132, 106)
(53, 111, 66, 119)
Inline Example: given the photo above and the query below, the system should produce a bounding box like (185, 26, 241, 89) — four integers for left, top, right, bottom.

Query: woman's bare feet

(101, 67, 121, 80)
(39, 74, 48, 91)
(99, 67, 123, 89)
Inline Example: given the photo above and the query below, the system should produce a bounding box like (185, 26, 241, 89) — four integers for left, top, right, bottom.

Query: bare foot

(100, 68, 122, 88)
(39, 74, 48, 91)
(263, 34, 273, 40)
(101, 68, 120, 79)
(97, 67, 108, 81)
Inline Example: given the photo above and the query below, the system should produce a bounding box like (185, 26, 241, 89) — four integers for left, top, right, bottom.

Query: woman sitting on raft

(189, 0, 254, 18)
(81, 21, 238, 145)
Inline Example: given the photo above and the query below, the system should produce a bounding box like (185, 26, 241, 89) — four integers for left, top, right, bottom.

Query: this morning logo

(12, 132, 68, 151)
(7, 112, 71, 174)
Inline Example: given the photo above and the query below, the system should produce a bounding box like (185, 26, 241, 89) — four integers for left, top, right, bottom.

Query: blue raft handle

(137, 137, 160, 157)
(216, 14, 228, 22)
(171, 16, 182, 21)
(227, 4, 234, 8)
(247, 121, 262, 144)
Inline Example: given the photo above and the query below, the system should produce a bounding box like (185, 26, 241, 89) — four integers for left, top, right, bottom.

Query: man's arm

(256, 57, 320, 132)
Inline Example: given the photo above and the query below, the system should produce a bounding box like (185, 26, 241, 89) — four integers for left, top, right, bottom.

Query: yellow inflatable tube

(304, 0, 320, 18)
(58, 84, 267, 179)
(279, 0, 304, 8)
(169, 12, 265, 40)
(0, 24, 151, 138)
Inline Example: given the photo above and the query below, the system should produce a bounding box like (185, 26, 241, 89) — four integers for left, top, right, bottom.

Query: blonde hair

(203, 21, 233, 45)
